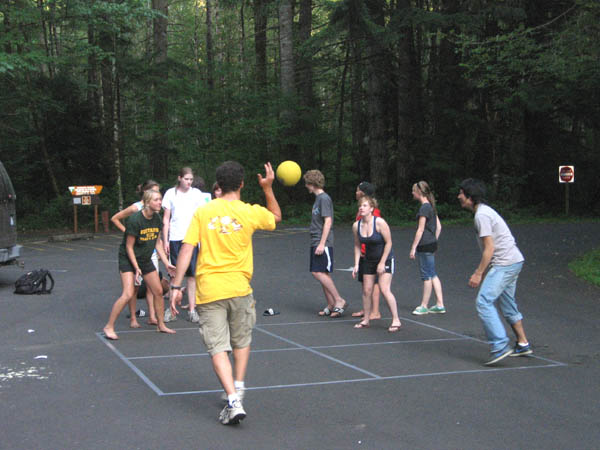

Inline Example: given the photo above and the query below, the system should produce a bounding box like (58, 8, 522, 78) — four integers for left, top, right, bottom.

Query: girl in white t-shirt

(162, 167, 208, 322)
(110, 180, 161, 327)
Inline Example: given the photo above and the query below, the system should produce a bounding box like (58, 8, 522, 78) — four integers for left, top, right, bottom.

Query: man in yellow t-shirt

(169, 161, 281, 425)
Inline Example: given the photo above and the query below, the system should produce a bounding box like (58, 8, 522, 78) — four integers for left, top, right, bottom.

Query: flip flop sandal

(354, 322, 370, 329)
(388, 324, 401, 333)
(318, 307, 332, 316)
(330, 302, 347, 318)
(263, 308, 280, 316)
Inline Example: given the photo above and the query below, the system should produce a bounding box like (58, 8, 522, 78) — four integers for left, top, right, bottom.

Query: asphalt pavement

(0, 222, 599, 449)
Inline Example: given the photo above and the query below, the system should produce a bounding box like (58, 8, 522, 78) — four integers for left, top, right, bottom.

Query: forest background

(1, 0, 599, 230)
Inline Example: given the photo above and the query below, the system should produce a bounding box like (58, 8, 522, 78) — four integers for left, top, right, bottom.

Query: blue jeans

(417, 252, 437, 280)
(476, 261, 524, 353)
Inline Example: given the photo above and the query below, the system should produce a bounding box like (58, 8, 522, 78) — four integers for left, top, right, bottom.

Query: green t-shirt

(118, 210, 162, 265)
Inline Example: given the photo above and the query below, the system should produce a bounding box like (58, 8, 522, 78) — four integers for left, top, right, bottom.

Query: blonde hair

(414, 181, 436, 212)
(142, 189, 161, 209)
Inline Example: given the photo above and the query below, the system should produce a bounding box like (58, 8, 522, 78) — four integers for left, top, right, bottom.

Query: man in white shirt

(458, 178, 533, 365)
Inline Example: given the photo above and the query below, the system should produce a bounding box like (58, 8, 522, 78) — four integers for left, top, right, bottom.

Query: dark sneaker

(484, 345, 514, 365)
(510, 343, 533, 356)
(219, 399, 246, 425)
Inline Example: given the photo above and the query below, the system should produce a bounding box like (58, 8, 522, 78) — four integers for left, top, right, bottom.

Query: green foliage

(569, 248, 600, 287)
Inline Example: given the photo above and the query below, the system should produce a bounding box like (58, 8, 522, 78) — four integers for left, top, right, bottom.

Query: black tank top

(358, 217, 394, 261)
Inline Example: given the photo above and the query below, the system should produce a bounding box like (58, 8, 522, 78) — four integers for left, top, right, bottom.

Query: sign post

(68, 185, 103, 233)
(558, 166, 574, 215)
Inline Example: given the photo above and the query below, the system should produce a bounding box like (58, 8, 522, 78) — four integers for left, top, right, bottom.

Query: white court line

(255, 326, 382, 378)
(159, 363, 565, 396)
(95, 332, 164, 395)
(97, 317, 567, 396)
(126, 337, 469, 360)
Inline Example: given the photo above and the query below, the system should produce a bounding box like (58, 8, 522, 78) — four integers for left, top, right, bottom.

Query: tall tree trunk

(365, 0, 387, 191)
(395, 0, 413, 193)
(152, 0, 168, 179)
(206, 0, 214, 90)
(298, 0, 318, 169)
(253, 0, 268, 88)
(278, 0, 296, 159)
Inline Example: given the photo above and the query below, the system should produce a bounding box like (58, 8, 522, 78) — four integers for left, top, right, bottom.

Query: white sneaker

(188, 308, 200, 323)
(219, 399, 246, 425)
(220, 388, 245, 404)
(163, 308, 177, 323)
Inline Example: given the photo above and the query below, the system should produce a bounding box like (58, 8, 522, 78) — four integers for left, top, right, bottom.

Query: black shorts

(169, 240, 198, 277)
(309, 246, 334, 273)
(361, 257, 394, 276)
(357, 257, 379, 283)
(118, 253, 156, 275)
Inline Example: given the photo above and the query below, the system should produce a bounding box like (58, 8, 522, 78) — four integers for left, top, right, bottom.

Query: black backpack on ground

(14, 269, 54, 294)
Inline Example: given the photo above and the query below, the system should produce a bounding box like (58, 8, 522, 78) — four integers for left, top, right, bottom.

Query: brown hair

(303, 169, 325, 189)
(176, 167, 194, 188)
(136, 179, 159, 198)
(357, 195, 378, 210)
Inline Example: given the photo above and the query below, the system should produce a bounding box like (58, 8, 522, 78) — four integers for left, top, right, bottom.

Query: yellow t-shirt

(183, 198, 276, 304)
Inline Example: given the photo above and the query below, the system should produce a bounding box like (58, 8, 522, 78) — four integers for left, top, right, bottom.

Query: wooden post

(73, 204, 78, 233)
(94, 204, 99, 233)
(565, 183, 569, 216)
(102, 210, 109, 232)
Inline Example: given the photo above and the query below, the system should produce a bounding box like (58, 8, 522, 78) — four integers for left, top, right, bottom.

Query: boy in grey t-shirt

(458, 178, 532, 365)
(304, 170, 347, 318)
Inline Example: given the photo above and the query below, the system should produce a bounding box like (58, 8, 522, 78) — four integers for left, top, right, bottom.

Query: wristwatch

(170, 285, 183, 290)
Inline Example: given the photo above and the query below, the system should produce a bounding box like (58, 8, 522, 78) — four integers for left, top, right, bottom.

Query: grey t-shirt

(416, 202, 437, 247)
(310, 192, 334, 247)
(474, 204, 524, 266)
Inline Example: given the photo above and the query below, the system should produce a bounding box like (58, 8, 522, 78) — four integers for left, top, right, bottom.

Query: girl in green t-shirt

(103, 190, 176, 340)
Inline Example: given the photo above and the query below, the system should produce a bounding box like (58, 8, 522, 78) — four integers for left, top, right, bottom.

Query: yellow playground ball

(276, 160, 302, 186)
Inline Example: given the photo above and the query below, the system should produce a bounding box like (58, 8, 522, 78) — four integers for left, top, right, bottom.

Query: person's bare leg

(511, 320, 528, 345)
(358, 276, 374, 327)
(145, 287, 158, 325)
(379, 274, 400, 328)
(186, 276, 196, 312)
(431, 276, 444, 308)
(145, 271, 175, 334)
(420, 279, 433, 309)
(104, 272, 135, 340)
(127, 291, 140, 328)
(212, 352, 235, 395)
(232, 346, 250, 385)
(370, 283, 382, 319)
(312, 272, 346, 309)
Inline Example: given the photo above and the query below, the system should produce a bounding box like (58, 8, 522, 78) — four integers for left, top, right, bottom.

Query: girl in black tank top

(352, 196, 401, 332)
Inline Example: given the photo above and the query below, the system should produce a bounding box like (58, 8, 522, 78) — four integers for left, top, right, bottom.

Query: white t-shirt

(163, 187, 209, 241)
(474, 204, 524, 266)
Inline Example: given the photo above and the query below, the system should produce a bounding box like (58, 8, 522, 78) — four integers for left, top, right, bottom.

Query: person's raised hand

(257, 162, 275, 190)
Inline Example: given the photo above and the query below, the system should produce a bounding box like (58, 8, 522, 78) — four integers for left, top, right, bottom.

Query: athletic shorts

(357, 257, 379, 283)
(134, 252, 159, 287)
(361, 257, 394, 276)
(417, 252, 437, 280)
(169, 240, 198, 277)
(309, 246, 334, 273)
(197, 294, 256, 356)
(118, 253, 156, 276)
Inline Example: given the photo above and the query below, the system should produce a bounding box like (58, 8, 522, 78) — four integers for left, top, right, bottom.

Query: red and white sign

(68, 185, 103, 196)
(558, 166, 574, 183)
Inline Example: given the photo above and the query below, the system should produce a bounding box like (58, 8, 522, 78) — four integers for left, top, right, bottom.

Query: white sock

(234, 380, 245, 390)
(518, 342, 529, 347)
(227, 393, 239, 406)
